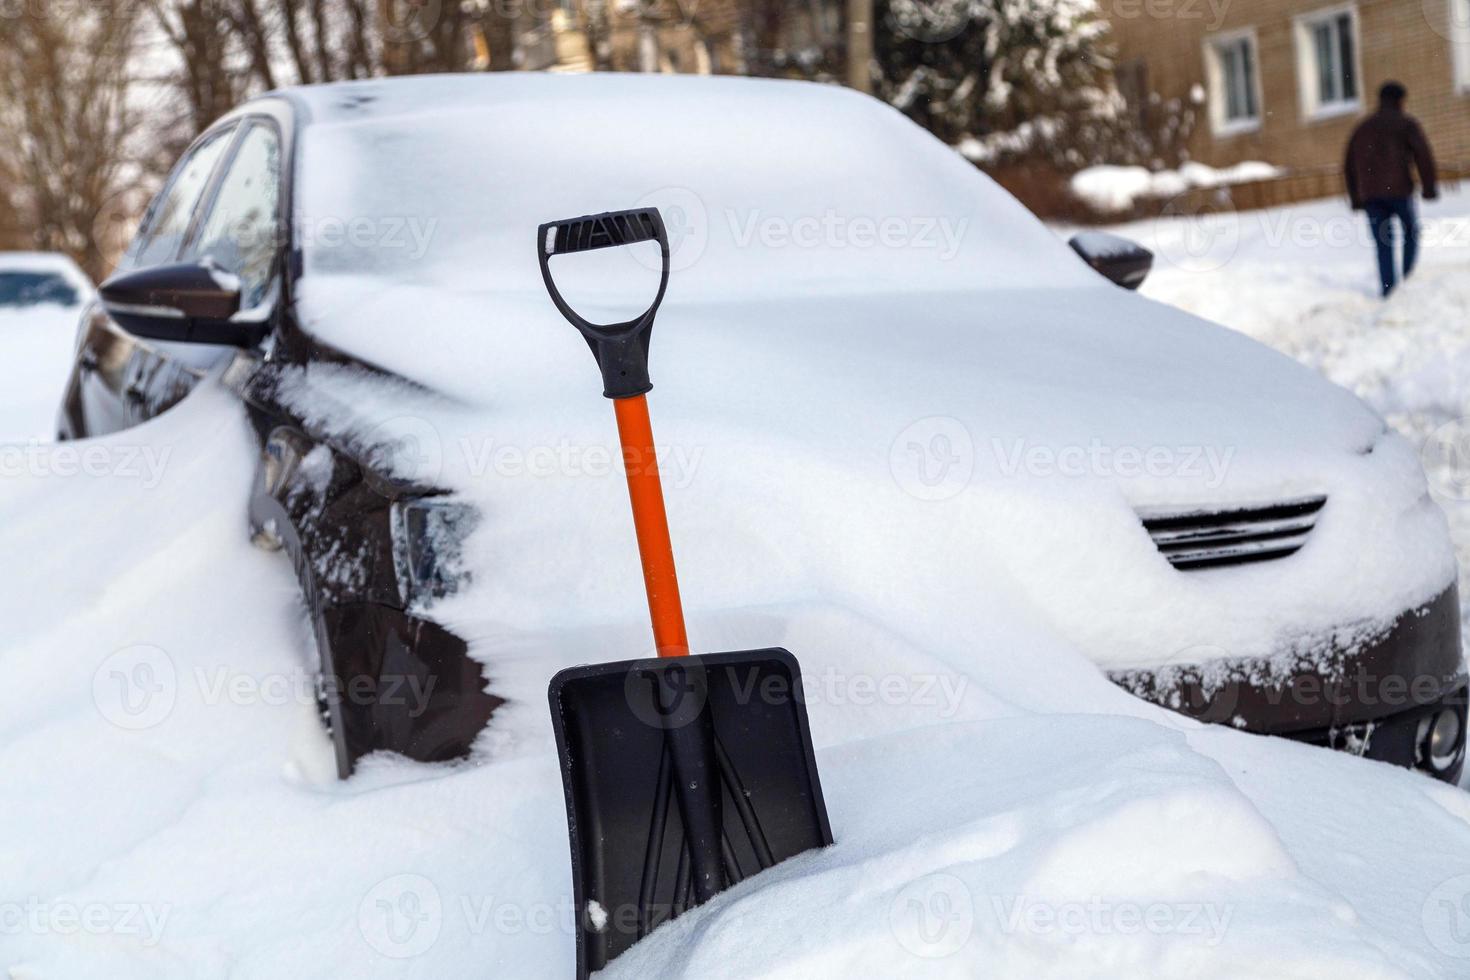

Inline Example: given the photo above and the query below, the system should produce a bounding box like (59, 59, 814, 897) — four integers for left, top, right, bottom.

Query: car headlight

(1418, 706, 1465, 774)
(389, 497, 479, 609)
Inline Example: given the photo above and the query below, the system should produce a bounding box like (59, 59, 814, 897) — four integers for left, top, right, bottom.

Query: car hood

(294, 278, 1383, 479)
(283, 278, 1453, 671)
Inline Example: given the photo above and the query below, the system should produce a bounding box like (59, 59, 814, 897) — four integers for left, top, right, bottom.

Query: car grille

(1138, 496, 1327, 571)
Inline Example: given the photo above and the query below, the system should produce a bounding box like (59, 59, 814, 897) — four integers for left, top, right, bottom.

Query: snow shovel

(540, 208, 832, 978)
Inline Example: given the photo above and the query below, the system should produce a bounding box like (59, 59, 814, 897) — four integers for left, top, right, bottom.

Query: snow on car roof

(286, 72, 1094, 308)
(0, 250, 92, 289)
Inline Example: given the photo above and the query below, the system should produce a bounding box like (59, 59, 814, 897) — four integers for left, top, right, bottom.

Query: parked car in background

(0, 252, 92, 442)
(56, 73, 1466, 782)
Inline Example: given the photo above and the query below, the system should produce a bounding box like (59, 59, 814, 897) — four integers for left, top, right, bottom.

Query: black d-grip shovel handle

(538, 207, 670, 399)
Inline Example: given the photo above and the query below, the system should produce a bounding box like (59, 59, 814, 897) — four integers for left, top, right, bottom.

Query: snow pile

(609, 717, 1435, 979)
(2, 384, 1469, 977)
(0, 250, 92, 291)
(1071, 162, 1283, 213)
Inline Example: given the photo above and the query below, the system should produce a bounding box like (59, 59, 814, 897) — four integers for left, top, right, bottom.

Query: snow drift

(2, 385, 1469, 976)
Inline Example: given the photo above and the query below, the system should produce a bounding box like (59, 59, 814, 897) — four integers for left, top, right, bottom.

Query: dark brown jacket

(1345, 107, 1438, 209)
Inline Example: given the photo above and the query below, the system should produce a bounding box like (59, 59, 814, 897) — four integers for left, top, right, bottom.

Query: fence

(1168, 162, 1468, 215)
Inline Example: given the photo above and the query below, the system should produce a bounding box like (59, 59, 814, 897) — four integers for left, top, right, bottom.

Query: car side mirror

(1068, 232, 1153, 290)
(99, 261, 266, 346)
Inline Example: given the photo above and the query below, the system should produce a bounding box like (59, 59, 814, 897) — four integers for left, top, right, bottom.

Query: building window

(1295, 5, 1361, 118)
(1204, 30, 1261, 135)
(1115, 57, 1151, 129)
(1453, 0, 1470, 93)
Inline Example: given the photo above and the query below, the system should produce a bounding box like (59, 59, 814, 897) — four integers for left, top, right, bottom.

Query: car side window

(186, 123, 282, 309)
(131, 127, 235, 269)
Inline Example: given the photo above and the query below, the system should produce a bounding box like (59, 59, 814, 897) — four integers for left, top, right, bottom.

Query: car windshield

(0, 271, 79, 308)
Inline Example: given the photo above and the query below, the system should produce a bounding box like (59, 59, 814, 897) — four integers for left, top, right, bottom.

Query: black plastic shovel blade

(549, 648, 831, 978)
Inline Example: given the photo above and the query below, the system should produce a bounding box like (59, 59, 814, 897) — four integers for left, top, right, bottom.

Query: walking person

(1345, 81, 1439, 297)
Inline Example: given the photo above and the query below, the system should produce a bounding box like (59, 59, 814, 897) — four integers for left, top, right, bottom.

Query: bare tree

(0, 0, 536, 277)
(227, 0, 280, 89)
(0, 2, 146, 279)
(581, 0, 614, 70)
(139, 0, 495, 137)
(145, 0, 245, 133)
(637, 1, 661, 72)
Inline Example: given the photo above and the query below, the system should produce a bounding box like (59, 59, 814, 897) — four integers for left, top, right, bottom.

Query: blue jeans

(1364, 197, 1419, 297)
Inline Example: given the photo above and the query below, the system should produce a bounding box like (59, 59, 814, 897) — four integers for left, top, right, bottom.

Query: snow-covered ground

(1105, 186, 1470, 645)
(3, 78, 1469, 976)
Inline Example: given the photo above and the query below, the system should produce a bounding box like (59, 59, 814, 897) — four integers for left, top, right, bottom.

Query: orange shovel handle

(614, 394, 690, 658)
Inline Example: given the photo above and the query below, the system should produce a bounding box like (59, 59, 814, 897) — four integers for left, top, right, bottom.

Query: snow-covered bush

(874, 0, 1120, 167)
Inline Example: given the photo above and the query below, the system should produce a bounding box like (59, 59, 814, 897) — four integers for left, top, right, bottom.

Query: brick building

(1105, 0, 1470, 172)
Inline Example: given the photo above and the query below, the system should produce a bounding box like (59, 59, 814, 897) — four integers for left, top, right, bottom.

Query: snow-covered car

(58, 73, 1465, 783)
(0, 251, 92, 441)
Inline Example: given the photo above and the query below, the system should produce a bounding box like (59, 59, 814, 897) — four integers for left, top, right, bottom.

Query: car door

(61, 124, 239, 438)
